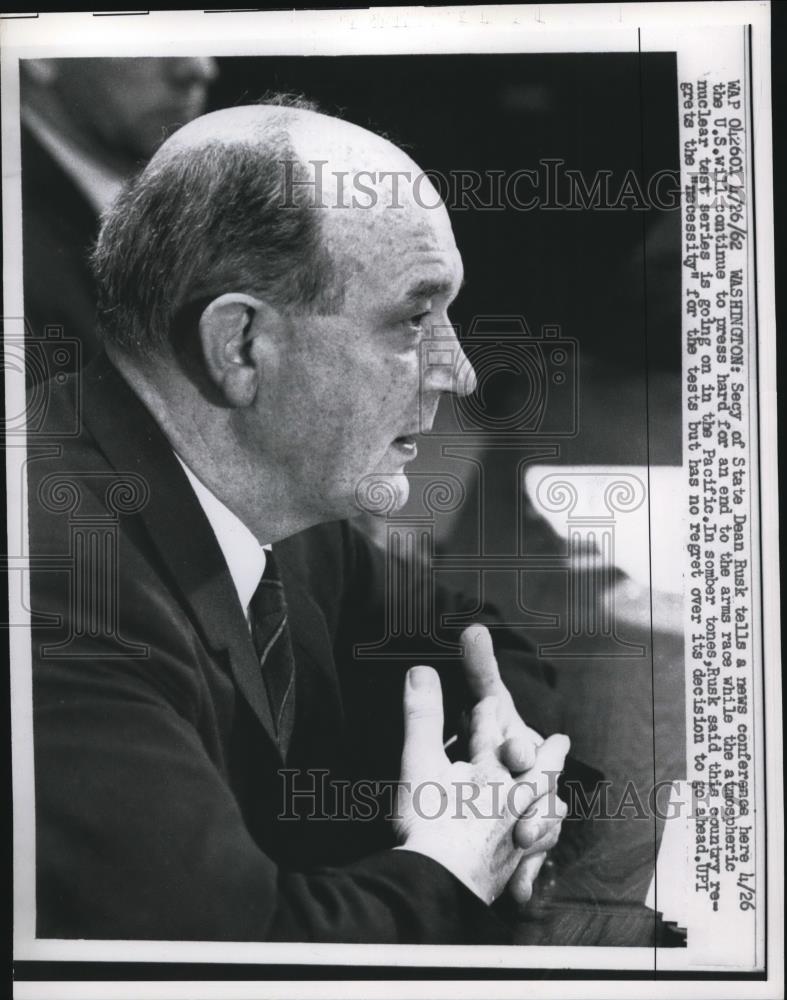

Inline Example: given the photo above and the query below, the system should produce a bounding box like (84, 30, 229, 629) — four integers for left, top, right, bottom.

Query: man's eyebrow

(403, 275, 465, 302)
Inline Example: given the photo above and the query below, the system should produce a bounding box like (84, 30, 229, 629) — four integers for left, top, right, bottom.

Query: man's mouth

(392, 434, 418, 458)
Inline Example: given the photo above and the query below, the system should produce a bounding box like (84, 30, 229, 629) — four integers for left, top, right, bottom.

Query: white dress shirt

(175, 454, 269, 623)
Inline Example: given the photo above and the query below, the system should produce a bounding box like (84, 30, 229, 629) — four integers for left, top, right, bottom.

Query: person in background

(20, 57, 218, 372)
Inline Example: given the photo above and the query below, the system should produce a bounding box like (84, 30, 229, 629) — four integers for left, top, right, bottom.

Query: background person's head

(93, 98, 476, 542)
(21, 57, 218, 172)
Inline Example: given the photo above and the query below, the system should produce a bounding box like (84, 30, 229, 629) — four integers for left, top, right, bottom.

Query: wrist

(394, 838, 494, 906)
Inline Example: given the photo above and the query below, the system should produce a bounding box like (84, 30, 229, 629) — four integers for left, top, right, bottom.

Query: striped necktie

(248, 550, 296, 758)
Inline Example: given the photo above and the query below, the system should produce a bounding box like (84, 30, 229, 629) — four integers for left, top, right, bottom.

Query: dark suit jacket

(21, 124, 103, 372)
(28, 353, 566, 943)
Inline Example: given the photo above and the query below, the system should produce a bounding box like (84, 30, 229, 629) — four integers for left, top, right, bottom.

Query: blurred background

(20, 52, 686, 943)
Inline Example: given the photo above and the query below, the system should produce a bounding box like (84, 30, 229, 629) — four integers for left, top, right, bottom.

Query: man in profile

(28, 98, 569, 943)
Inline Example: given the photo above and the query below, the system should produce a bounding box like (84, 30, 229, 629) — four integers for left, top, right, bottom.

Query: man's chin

(353, 471, 410, 517)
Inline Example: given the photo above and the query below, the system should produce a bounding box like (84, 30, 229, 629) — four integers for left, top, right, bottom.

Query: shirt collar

(174, 454, 268, 617)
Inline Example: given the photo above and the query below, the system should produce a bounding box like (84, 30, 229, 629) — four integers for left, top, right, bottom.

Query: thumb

(461, 624, 501, 700)
(401, 666, 448, 782)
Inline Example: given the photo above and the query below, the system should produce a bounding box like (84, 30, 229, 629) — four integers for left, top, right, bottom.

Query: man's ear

(198, 293, 282, 408)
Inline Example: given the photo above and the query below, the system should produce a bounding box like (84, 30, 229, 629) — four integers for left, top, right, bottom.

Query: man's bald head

(92, 97, 447, 358)
(154, 101, 419, 194)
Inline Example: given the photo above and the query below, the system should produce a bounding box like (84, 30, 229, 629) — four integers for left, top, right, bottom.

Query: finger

(513, 794, 567, 852)
(401, 666, 448, 781)
(532, 733, 571, 793)
(460, 624, 501, 700)
(508, 734, 571, 815)
(468, 695, 503, 763)
(508, 851, 548, 908)
(521, 823, 562, 858)
(514, 819, 564, 856)
(500, 734, 537, 774)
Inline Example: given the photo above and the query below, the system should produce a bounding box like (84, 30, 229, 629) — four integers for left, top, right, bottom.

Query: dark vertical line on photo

(637, 27, 659, 971)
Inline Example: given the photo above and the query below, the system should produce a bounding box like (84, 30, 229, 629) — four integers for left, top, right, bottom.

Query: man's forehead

(324, 201, 462, 295)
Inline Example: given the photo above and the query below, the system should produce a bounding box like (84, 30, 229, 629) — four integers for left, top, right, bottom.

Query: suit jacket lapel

(81, 353, 277, 744)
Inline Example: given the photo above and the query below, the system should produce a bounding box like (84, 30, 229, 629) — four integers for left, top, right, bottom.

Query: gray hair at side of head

(90, 96, 343, 358)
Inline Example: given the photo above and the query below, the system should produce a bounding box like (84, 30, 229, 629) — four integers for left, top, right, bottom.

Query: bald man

(28, 98, 570, 944)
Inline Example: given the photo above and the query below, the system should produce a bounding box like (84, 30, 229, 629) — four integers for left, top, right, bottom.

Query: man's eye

(403, 312, 430, 335)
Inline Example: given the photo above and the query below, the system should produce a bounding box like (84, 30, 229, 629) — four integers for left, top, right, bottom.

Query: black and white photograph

(1, 4, 781, 998)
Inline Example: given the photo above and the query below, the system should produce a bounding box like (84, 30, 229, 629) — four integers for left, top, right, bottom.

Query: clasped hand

(393, 625, 569, 909)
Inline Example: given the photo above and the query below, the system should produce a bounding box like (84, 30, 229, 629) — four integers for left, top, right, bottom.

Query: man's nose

(422, 327, 477, 398)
